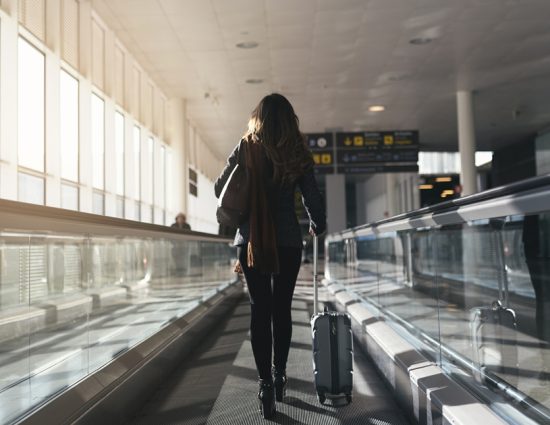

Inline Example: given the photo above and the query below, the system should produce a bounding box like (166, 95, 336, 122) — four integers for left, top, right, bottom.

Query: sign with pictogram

(306, 133, 333, 150)
(335, 130, 419, 174)
(337, 164, 419, 174)
(336, 131, 418, 150)
(336, 149, 418, 164)
(306, 133, 335, 174)
(306, 131, 419, 175)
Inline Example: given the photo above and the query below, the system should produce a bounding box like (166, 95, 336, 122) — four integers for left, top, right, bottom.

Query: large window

(18, 37, 45, 172)
(18, 173, 44, 205)
(61, 184, 78, 210)
(60, 70, 79, 182)
(116, 197, 124, 219)
(93, 191, 104, 215)
(115, 112, 124, 196)
(91, 94, 105, 190)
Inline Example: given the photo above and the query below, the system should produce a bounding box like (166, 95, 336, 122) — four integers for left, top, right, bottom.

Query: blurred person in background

(171, 212, 191, 231)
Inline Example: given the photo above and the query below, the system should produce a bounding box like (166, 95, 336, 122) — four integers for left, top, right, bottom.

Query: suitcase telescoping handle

(313, 235, 318, 316)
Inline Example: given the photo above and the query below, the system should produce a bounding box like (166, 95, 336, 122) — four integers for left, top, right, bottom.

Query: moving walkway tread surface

(129, 278, 411, 425)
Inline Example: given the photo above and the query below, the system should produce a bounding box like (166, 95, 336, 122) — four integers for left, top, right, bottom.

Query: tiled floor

(130, 270, 410, 425)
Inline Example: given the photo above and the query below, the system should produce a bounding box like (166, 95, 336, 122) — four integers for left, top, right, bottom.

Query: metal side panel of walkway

(129, 273, 411, 425)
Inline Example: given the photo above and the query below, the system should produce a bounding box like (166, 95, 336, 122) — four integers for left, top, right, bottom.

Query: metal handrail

(328, 173, 550, 241)
(0, 198, 230, 242)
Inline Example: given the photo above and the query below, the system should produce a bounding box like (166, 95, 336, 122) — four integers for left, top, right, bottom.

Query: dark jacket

(171, 222, 191, 231)
(214, 141, 326, 248)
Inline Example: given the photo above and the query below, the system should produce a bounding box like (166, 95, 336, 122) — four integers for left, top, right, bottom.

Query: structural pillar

(385, 173, 397, 217)
(456, 91, 477, 196)
(167, 98, 188, 217)
(326, 174, 347, 233)
(355, 181, 367, 225)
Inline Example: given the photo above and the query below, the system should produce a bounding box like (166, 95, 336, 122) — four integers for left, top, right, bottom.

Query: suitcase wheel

(345, 394, 352, 404)
(317, 394, 326, 405)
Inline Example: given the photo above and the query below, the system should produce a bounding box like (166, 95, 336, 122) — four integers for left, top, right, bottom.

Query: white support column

(0, 6, 18, 201)
(104, 98, 116, 216)
(79, 79, 93, 213)
(45, 1, 62, 208)
(457, 91, 477, 196)
(45, 53, 61, 207)
(124, 115, 136, 220)
(386, 173, 397, 217)
(326, 174, 346, 233)
(167, 98, 188, 217)
(78, 0, 93, 212)
(355, 181, 367, 225)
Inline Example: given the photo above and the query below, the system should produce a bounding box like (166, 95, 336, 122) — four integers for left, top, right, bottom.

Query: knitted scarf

(244, 138, 279, 274)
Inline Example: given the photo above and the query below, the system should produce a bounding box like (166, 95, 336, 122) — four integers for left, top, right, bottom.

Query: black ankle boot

(258, 379, 276, 419)
(272, 366, 287, 402)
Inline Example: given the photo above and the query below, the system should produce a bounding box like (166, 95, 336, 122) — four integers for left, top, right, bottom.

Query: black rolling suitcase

(310, 236, 353, 405)
(470, 222, 518, 385)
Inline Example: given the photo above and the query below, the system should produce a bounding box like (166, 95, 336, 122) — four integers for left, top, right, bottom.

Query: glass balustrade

(0, 230, 237, 424)
(326, 199, 550, 423)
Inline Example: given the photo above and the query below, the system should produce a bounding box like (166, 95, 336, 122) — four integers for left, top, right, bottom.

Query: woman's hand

(309, 227, 326, 237)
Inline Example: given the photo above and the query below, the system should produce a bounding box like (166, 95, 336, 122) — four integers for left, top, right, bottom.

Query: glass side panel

(0, 235, 31, 425)
(28, 236, 89, 417)
(0, 229, 237, 423)
(326, 210, 550, 422)
(501, 214, 550, 412)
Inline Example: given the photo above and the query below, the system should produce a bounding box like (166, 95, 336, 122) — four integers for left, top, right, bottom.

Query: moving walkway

(2, 174, 550, 424)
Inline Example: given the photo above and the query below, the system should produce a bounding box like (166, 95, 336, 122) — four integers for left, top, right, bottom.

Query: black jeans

(238, 246, 302, 380)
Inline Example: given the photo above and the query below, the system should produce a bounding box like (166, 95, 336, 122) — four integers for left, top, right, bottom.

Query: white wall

(358, 173, 419, 224)
(187, 172, 219, 234)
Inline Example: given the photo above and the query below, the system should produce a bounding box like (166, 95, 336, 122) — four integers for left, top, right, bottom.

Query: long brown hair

(244, 93, 313, 185)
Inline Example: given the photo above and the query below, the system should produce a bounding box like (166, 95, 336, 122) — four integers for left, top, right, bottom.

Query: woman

(214, 93, 326, 419)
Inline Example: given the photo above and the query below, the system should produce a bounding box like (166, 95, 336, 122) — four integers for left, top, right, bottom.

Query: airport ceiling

(92, 0, 550, 159)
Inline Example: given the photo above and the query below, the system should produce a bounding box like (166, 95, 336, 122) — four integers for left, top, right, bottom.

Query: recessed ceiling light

(236, 41, 259, 49)
(409, 37, 433, 45)
(368, 105, 385, 112)
(246, 78, 264, 84)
